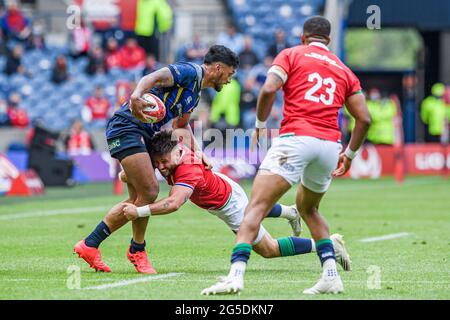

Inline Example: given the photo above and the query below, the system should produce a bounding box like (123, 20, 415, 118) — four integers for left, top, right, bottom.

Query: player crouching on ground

(118, 130, 351, 271)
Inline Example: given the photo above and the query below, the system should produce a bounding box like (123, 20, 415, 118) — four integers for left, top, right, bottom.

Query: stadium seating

(0, 0, 323, 132)
(227, 0, 324, 50)
(0, 47, 141, 132)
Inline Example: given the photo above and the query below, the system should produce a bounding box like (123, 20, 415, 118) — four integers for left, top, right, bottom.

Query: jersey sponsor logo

(304, 52, 344, 70)
(108, 139, 121, 151)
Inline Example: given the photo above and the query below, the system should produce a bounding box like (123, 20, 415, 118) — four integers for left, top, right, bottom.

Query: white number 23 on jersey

(304, 72, 336, 106)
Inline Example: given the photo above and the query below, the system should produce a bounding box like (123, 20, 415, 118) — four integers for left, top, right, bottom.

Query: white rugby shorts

(259, 135, 342, 193)
(208, 172, 267, 245)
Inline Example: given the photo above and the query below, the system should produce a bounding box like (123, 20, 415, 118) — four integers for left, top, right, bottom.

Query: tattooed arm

(123, 185, 193, 220)
(129, 67, 175, 122)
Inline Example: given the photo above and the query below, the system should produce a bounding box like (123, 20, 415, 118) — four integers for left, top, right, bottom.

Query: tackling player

(74, 45, 239, 274)
(118, 131, 351, 269)
(202, 16, 370, 295)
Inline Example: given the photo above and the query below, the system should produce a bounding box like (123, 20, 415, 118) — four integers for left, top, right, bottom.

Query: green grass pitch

(0, 176, 449, 300)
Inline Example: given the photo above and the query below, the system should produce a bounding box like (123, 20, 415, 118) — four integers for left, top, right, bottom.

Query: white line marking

(2, 278, 448, 285)
(0, 206, 109, 221)
(83, 273, 184, 290)
(360, 232, 411, 243)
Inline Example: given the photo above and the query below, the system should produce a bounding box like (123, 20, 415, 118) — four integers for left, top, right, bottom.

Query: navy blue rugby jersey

(107, 62, 203, 139)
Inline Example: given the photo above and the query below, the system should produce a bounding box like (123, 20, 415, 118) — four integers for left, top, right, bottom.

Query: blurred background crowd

(0, 0, 449, 158)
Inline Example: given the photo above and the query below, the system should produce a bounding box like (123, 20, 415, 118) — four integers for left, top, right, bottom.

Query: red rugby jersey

(166, 148, 232, 210)
(272, 42, 362, 142)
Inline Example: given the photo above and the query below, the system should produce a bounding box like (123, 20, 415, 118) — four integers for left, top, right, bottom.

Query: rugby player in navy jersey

(74, 45, 239, 273)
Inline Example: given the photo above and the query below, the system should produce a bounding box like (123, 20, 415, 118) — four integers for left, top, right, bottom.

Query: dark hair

(303, 16, 331, 39)
(204, 45, 239, 69)
(148, 130, 178, 157)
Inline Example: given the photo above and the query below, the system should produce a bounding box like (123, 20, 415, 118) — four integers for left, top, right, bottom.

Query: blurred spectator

(421, 83, 449, 143)
(0, 97, 9, 126)
(183, 34, 208, 65)
(238, 36, 259, 71)
(70, 20, 92, 59)
(7, 92, 29, 128)
(245, 55, 274, 93)
(210, 78, 241, 131)
(51, 55, 70, 84)
(115, 80, 133, 110)
(267, 29, 289, 58)
(66, 120, 94, 156)
(240, 83, 258, 130)
(0, 28, 7, 56)
(0, 2, 31, 42)
(81, 85, 111, 129)
(105, 37, 122, 70)
(26, 20, 46, 50)
(4, 44, 25, 75)
(142, 54, 161, 76)
(134, 0, 173, 59)
(366, 88, 396, 145)
(86, 46, 107, 75)
(216, 22, 244, 55)
(119, 37, 146, 69)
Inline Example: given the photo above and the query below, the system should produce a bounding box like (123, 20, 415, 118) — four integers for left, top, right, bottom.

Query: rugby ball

(141, 93, 166, 124)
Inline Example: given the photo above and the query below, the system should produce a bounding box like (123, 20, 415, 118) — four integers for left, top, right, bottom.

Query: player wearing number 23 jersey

(273, 42, 362, 142)
(201, 16, 370, 296)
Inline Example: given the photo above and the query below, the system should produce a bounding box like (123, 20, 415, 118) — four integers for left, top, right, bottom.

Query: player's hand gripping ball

(141, 93, 166, 124)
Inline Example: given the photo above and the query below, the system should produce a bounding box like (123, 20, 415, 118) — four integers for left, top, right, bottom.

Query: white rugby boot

(287, 206, 302, 236)
(331, 233, 352, 271)
(303, 258, 344, 294)
(201, 276, 243, 296)
(302, 274, 344, 295)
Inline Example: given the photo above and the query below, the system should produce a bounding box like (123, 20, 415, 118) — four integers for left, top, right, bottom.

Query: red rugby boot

(126, 246, 157, 274)
(73, 240, 112, 272)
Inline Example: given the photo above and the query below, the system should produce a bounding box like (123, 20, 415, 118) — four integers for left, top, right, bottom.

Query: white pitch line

(83, 273, 184, 290)
(0, 206, 109, 221)
(360, 232, 411, 243)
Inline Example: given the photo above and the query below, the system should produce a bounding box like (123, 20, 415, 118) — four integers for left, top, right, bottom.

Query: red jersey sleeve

(272, 48, 292, 74)
(346, 71, 362, 99)
(173, 164, 204, 190)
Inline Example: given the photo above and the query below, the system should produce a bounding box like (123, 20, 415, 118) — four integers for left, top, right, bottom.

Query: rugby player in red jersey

(120, 130, 350, 269)
(202, 16, 370, 295)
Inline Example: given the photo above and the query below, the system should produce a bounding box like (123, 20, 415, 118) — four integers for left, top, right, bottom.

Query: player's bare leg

(296, 184, 344, 294)
(74, 152, 158, 273)
(201, 172, 290, 295)
(120, 152, 159, 273)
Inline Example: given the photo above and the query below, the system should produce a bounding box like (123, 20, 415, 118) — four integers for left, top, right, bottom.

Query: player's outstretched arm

(250, 70, 285, 151)
(123, 185, 193, 220)
(333, 93, 371, 177)
(130, 67, 175, 122)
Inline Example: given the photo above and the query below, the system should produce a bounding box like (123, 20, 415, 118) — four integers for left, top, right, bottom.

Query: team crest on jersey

(185, 96, 192, 105)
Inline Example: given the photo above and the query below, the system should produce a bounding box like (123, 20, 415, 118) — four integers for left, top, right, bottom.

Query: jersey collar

(309, 42, 330, 51)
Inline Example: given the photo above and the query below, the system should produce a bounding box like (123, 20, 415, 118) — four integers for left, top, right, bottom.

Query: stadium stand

(226, 0, 325, 56)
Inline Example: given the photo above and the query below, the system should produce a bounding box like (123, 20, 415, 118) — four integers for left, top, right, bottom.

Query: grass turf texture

(0, 176, 449, 299)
